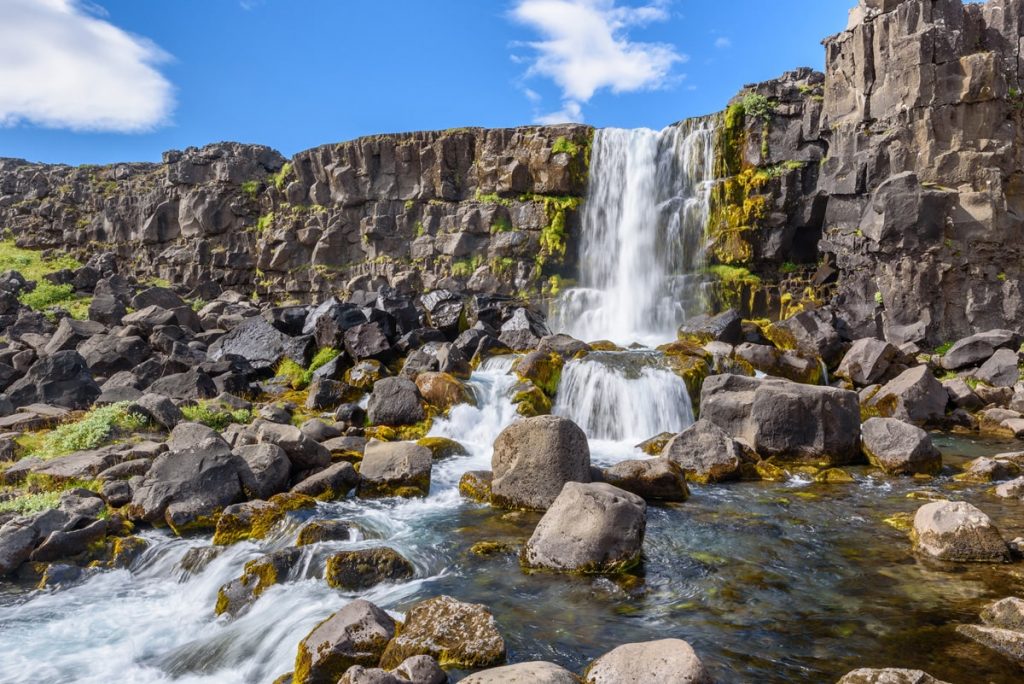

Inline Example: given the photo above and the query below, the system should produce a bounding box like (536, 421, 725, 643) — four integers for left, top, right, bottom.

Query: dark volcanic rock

(6, 350, 101, 409)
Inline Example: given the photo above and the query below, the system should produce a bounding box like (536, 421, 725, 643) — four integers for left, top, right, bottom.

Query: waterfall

(551, 117, 717, 347)
(552, 351, 694, 444)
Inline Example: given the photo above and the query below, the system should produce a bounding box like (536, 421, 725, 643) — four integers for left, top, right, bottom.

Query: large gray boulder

(765, 308, 844, 367)
(6, 350, 101, 410)
(358, 440, 432, 498)
(256, 421, 331, 471)
(235, 443, 291, 500)
(462, 662, 579, 683)
(940, 329, 1019, 370)
(208, 315, 312, 371)
(661, 419, 745, 483)
(836, 338, 902, 386)
(522, 482, 646, 574)
(379, 595, 506, 669)
(975, 348, 1021, 388)
(911, 500, 1010, 562)
(700, 374, 860, 464)
(367, 377, 426, 427)
(836, 669, 951, 684)
(126, 436, 245, 534)
(866, 366, 947, 425)
(490, 415, 590, 510)
(584, 639, 712, 684)
(861, 417, 941, 475)
(293, 599, 397, 684)
(601, 458, 689, 501)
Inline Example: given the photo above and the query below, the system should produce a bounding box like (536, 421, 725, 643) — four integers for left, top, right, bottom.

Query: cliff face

(2, 0, 1024, 346)
(0, 126, 591, 303)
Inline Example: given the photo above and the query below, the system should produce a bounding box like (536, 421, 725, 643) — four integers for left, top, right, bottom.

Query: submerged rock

(490, 415, 590, 510)
(522, 482, 646, 574)
(216, 548, 301, 617)
(601, 458, 689, 501)
(861, 417, 941, 476)
(338, 654, 447, 683)
(584, 639, 712, 684)
(911, 500, 1010, 563)
(836, 669, 951, 684)
(379, 595, 506, 669)
(293, 599, 396, 684)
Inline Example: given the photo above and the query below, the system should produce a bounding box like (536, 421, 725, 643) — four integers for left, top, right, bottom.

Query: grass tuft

(31, 402, 149, 460)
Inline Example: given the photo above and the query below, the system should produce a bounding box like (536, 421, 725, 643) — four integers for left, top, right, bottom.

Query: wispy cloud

(534, 100, 583, 124)
(714, 36, 731, 49)
(511, 0, 685, 124)
(0, 0, 174, 133)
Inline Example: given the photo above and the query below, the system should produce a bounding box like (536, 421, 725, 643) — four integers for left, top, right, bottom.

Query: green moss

(275, 358, 308, 390)
(490, 216, 513, 233)
(272, 162, 293, 191)
(240, 180, 260, 198)
(181, 401, 253, 431)
(512, 385, 552, 417)
(551, 136, 580, 156)
(20, 281, 75, 311)
(709, 264, 761, 285)
(256, 212, 275, 234)
(417, 436, 469, 460)
(451, 255, 482, 278)
(30, 402, 148, 460)
(475, 191, 513, 207)
(536, 195, 581, 269)
(934, 341, 954, 355)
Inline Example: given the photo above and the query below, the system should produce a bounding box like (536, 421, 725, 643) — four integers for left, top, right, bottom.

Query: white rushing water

(551, 118, 717, 347)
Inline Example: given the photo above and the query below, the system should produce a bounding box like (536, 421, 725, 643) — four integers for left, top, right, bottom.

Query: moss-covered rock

(212, 493, 316, 545)
(459, 471, 493, 502)
(416, 436, 469, 460)
(511, 382, 552, 417)
(296, 519, 363, 546)
(415, 371, 473, 412)
(324, 547, 415, 590)
(293, 599, 396, 684)
(379, 595, 506, 669)
(215, 548, 301, 617)
(512, 351, 564, 397)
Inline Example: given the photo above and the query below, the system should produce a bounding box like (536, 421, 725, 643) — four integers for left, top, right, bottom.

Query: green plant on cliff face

(256, 212, 275, 234)
(474, 191, 513, 207)
(272, 162, 293, 191)
(709, 264, 761, 286)
(536, 195, 581, 267)
(779, 261, 800, 274)
(874, 291, 883, 305)
(552, 136, 580, 156)
(241, 180, 260, 198)
(1009, 87, 1024, 111)
(934, 341, 954, 355)
(452, 255, 482, 278)
(741, 93, 776, 122)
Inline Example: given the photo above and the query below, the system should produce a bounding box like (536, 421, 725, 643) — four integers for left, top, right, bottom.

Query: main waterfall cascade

(551, 117, 718, 347)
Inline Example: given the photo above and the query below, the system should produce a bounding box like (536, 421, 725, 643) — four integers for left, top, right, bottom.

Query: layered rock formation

(0, 126, 590, 303)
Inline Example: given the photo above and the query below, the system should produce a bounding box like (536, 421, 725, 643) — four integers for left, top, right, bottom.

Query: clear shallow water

(2, 364, 1024, 683)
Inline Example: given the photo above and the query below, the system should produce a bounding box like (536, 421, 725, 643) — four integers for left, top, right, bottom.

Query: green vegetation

(536, 195, 581, 268)
(181, 401, 253, 431)
(474, 191, 513, 207)
(709, 264, 762, 285)
(0, 240, 81, 279)
(552, 136, 580, 156)
(452, 255, 482, 278)
(274, 348, 342, 390)
(779, 261, 800, 274)
(0, 476, 102, 515)
(256, 212, 275, 234)
(21, 281, 75, 311)
(874, 291, 883, 305)
(490, 216, 513, 233)
(241, 180, 260, 198)
(741, 92, 776, 122)
(934, 341, 954, 355)
(272, 162, 293, 191)
(29, 402, 149, 460)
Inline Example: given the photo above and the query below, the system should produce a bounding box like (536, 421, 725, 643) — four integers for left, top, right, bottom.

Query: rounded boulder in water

(490, 414, 590, 511)
(584, 639, 712, 684)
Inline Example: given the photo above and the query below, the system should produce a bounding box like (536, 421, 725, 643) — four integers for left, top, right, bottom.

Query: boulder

(956, 456, 1020, 483)
(764, 308, 844, 367)
(993, 476, 1024, 498)
(415, 372, 471, 411)
(522, 482, 646, 574)
(490, 415, 590, 510)
(955, 624, 1024, 667)
(974, 348, 1021, 388)
(911, 500, 1010, 562)
(700, 374, 860, 464)
(678, 309, 742, 344)
(296, 519, 363, 546)
(133, 393, 184, 430)
(461, 662, 579, 684)
(88, 294, 127, 326)
(291, 462, 359, 499)
(942, 377, 983, 411)
(601, 459, 688, 501)
(6, 350, 100, 410)
(836, 670, 951, 684)
(836, 338, 901, 386)
(981, 596, 1024, 630)
(325, 547, 415, 590)
(861, 417, 941, 476)
(77, 333, 151, 377)
(661, 419, 745, 483)
(379, 595, 506, 669)
(941, 329, 1019, 370)
(498, 307, 548, 351)
(338, 656, 446, 684)
(344, 321, 395, 363)
(148, 369, 218, 401)
(293, 599, 397, 684)
(367, 377, 425, 427)
(208, 315, 313, 371)
(43, 318, 106, 355)
(866, 366, 947, 425)
(256, 422, 331, 471)
(584, 639, 712, 684)
(236, 443, 291, 500)
(215, 548, 300, 617)
(358, 440, 432, 498)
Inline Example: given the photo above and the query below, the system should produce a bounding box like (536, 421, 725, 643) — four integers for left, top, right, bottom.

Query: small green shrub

(32, 402, 149, 460)
(256, 212, 275, 233)
(181, 402, 253, 431)
(272, 162, 293, 191)
(452, 256, 481, 278)
(241, 180, 260, 198)
(276, 358, 307, 390)
(552, 136, 580, 156)
(741, 93, 776, 122)
(934, 341, 954, 355)
(20, 281, 75, 311)
(0, 490, 63, 515)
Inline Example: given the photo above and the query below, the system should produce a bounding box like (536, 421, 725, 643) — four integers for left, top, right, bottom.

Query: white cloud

(523, 88, 542, 103)
(512, 0, 684, 123)
(714, 36, 731, 49)
(535, 100, 584, 124)
(0, 0, 174, 132)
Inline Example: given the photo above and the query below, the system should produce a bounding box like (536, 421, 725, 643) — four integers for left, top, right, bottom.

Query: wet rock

(584, 638, 711, 684)
(461, 662, 578, 683)
(296, 519, 362, 546)
(513, 351, 563, 396)
(993, 476, 1024, 499)
(661, 419, 745, 483)
(458, 471, 492, 502)
(498, 308, 548, 351)
(912, 500, 1010, 563)
(293, 599, 397, 684)
(974, 348, 1021, 388)
(358, 440, 432, 498)
(215, 548, 301, 617)
(291, 461, 358, 500)
(861, 417, 941, 476)
(836, 338, 902, 386)
(537, 333, 591, 358)
(379, 595, 505, 669)
(256, 422, 331, 471)
(490, 415, 590, 510)
(836, 669, 951, 684)
(414, 372, 471, 411)
(601, 458, 689, 501)
(955, 624, 1024, 666)
(522, 482, 646, 574)
(701, 374, 861, 464)
(30, 519, 107, 563)
(678, 309, 742, 345)
(941, 330, 1019, 371)
(236, 443, 291, 500)
(981, 596, 1024, 631)
(416, 436, 468, 461)
(956, 456, 1020, 483)
(325, 547, 415, 590)
(866, 366, 947, 425)
(6, 350, 101, 410)
(367, 377, 425, 427)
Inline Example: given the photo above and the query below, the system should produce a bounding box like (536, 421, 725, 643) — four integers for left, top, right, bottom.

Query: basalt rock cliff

(2, 0, 1024, 346)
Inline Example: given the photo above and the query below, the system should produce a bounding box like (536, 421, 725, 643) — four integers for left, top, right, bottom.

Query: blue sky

(0, 1, 851, 166)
